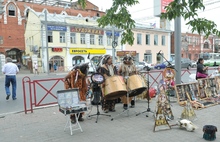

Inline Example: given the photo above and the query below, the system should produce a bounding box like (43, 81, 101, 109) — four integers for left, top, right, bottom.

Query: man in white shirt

(33, 62, 39, 75)
(2, 57, 19, 100)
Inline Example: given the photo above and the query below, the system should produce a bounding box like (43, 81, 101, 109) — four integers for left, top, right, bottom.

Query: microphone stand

(136, 67, 154, 117)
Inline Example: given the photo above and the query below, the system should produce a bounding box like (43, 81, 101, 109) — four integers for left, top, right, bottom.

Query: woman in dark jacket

(196, 58, 208, 80)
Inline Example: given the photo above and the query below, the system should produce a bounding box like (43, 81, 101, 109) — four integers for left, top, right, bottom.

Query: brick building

(0, 0, 104, 64)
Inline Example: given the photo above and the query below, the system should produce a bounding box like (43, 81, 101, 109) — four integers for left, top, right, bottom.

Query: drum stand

(111, 91, 130, 121)
(136, 70, 154, 117)
(111, 76, 131, 121)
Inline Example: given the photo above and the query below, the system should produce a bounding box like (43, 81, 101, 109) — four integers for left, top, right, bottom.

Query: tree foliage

(76, 0, 220, 45)
(161, 0, 220, 38)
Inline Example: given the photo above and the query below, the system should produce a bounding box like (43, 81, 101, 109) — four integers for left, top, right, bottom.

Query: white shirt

(2, 62, 19, 75)
(34, 64, 38, 69)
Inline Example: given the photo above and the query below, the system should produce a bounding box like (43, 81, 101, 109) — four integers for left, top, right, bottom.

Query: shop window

(48, 31, 53, 43)
(107, 36, 112, 46)
(8, 4, 16, 16)
(91, 56, 100, 65)
(80, 34, 86, 44)
(204, 42, 209, 49)
(60, 32, 65, 43)
(72, 56, 85, 66)
(70, 33, 76, 44)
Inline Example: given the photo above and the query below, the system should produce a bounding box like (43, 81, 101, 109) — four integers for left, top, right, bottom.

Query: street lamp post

(111, 26, 118, 64)
(44, 10, 49, 75)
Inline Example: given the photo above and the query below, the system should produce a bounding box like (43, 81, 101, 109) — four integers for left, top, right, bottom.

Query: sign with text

(117, 51, 136, 56)
(47, 25, 67, 31)
(52, 48, 63, 52)
(70, 27, 104, 35)
(161, 0, 173, 13)
(69, 48, 106, 54)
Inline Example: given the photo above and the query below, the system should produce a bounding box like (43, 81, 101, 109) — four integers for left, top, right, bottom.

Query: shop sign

(70, 27, 104, 35)
(52, 48, 63, 52)
(69, 48, 106, 54)
(47, 25, 67, 31)
(117, 51, 136, 56)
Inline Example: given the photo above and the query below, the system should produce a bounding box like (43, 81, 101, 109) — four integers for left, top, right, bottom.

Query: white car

(136, 62, 154, 71)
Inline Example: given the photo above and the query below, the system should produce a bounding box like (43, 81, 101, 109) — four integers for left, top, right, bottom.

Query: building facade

(0, 0, 105, 66)
(125, 25, 172, 64)
(25, 9, 122, 73)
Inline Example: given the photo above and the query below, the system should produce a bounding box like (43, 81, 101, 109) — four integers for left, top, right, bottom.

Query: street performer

(64, 63, 89, 124)
(118, 54, 137, 109)
(99, 55, 118, 113)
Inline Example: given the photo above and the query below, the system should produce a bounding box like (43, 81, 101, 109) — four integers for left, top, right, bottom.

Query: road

(0, 68, 215, 116)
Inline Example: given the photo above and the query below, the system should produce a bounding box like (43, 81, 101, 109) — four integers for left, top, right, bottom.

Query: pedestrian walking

(33, 62, 39, 75)
(54, 62, 57, 72)
(2, 57, 19, 100)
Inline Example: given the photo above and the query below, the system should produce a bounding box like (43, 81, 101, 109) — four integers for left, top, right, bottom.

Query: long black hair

(197, 58, 204, 65)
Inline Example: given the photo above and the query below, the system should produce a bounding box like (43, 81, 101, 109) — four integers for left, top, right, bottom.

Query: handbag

(196, 72, 208, 78)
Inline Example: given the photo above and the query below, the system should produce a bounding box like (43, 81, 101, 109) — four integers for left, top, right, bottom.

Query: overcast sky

(86, 0, 220, 32)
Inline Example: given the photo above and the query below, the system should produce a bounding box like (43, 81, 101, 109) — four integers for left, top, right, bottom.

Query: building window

(70, 33, 76, 44)
(8, 4, 16, 16)
(90, 35, 95, 45)
(107, 36, 112, 46)
(137, 33, 142, 45)
(48, 31, 53, 43)
(0, 36, 3, 44)
(80, 34, 86, 44)
(59, 32, 65, 43)
(98, 35, 103, 45)
(161, 35, 166, 46)
(146, 34, 150, 45)
(204, 42, 209, 49)
(154, 35, 158, 45)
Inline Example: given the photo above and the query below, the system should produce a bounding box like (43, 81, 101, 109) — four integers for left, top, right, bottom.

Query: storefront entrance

(6, 48, 22, 63)
(72, 56, 85, 66)
(49, 56, 64, 72)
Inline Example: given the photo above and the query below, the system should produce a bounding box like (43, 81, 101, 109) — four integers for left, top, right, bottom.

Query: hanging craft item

(154, 92, 173, 132)
(180, 100, 197, 121)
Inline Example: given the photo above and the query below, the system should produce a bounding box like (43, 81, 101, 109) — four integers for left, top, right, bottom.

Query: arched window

(72, 56, 84, 66)
(204, 42, 209, 49)
(8, 4, 16, 16)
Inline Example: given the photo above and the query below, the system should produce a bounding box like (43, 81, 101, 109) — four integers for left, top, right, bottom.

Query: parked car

(172, 58, 192, 69)
(154, 61, 169, 70)
(191, 60, 197, 68)
(136, 62, 154, 71)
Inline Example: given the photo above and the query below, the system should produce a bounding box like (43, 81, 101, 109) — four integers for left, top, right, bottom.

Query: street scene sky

(80, 0, 220, 32)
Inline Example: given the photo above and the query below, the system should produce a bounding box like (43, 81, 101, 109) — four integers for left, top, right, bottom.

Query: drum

(104, 76, 127, 100)
(127, 75, 147, 97)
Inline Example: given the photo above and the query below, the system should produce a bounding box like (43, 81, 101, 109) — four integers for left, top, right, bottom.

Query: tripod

(111, 76, 130, 121)
(87, 83, 111, 123)
(136, 69, 154, 117)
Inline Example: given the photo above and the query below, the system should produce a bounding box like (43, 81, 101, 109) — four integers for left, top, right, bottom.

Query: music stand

(87, 73, 111, 123)
(136, 68, 154, 117)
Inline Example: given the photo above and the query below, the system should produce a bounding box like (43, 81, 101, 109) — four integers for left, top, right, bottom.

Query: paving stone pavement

(0, 98, 219, 142)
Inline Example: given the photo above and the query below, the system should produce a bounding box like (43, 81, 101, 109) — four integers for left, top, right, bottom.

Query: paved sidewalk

(0, 99, 219, 142)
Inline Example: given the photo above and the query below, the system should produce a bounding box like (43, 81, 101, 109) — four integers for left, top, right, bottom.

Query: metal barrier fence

(22, 67, 218, 114)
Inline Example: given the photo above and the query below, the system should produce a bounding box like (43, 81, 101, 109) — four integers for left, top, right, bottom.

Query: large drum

(127, 75, 147, 97)
(104, 76, 127, 100)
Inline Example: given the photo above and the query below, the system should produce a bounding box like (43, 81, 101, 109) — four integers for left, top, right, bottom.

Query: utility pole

(45, 10, 49, 75)
(174, 0, 181, 85)
(111, 26, 117, 64)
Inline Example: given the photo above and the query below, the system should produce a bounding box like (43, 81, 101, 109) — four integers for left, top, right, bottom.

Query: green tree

(76, 0, 220, 45)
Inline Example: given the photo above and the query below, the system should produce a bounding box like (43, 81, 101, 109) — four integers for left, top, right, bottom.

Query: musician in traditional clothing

(64, 63, 89, 123)
(99, 55, 118, 113)
(118, 54, 137, 109)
